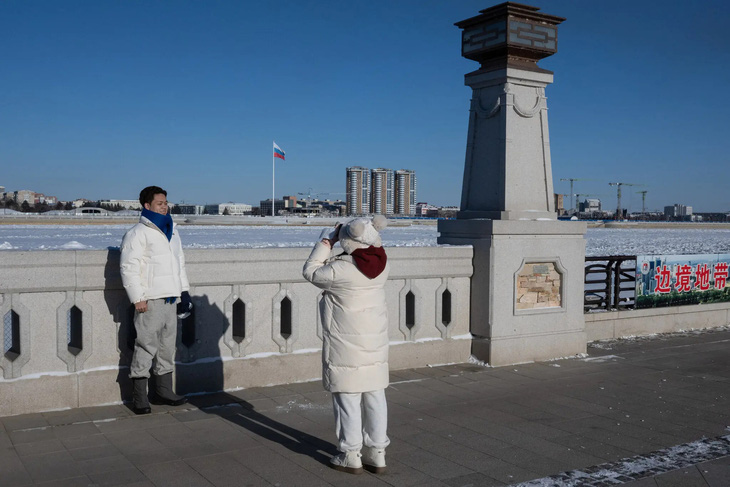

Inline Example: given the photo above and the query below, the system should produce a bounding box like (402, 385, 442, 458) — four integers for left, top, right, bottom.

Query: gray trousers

(130, 299, 178, 379)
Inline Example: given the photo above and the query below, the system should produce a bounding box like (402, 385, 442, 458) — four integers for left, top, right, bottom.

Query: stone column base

(439, 218, 587, 366)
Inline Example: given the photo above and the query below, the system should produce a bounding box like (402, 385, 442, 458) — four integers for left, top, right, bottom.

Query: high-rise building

(394, 169, 417, 216)
(259, 199, 286, 216)
(346, 166, 370, 215)
(370, 168, 394, 215)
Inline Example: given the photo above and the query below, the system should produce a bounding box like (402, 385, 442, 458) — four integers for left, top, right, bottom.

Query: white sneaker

(329, 450, 363, 475)
(361, 447, 386, 474)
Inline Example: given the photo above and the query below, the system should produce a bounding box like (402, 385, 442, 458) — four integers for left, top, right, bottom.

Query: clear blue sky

(2, 1, 729, 212)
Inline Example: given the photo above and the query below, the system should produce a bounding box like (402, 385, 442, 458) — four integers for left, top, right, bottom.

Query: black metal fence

(584, 256, 637, 311)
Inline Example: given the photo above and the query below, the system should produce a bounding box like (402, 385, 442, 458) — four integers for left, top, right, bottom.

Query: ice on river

(0, 224, 728, 256)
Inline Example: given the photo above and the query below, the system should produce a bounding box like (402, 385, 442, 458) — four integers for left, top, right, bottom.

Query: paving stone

(32, 476, 94, 487)
(138, 459, 215, 487)
(696, 457, 730, 487)
(93, 413, 179, 434)
(167, 440, 224, 460)
(488, 446, 568, 477)
(14, 438, 66, 457)
(87, 467, 149, 486)
(2, 413, 50, 432)
(241, 397, 280, 412)
(0, 430, 12, 449)
(42, 409, 91, 427)
(104, 429, 166, 452)
(620, 478, 659, 486)
(269, 447, 390, 487)
(122, 448, 178, 467)
(395, 447, 475, 480)
(68, 443, 121, 461)
(61, 432, 113, 451)
(20, 450, 83, 484)
(549, 434, 635, 462)
(0, 449, 33, 486)
(254, 385, 299, 399)
(4, 330, 730, 486)
(653, 466, 710, 486)
(227, 445, 331, 486)
(53, 422, 101, 440)
(8, 426, 57, 445)
(185, 425, 261, 453)
(81, 405, 133, 422)
(373, 458, 439, 487)
(470, 455, 542, 484)
(146, 422, 197, 445)
(171, 408, 215, 423)
(185, 452, 275, 487)
(77, 454, 136, 475)
(443, 471, 506, 486)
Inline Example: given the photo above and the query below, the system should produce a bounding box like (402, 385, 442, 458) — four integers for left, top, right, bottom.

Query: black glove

(177, 291, 193, 319)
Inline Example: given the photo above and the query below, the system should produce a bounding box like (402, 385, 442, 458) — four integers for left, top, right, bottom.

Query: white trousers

(332, 389, 390, 452)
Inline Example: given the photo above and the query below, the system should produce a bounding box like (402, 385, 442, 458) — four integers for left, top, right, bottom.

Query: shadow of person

(175, 293, 334, 465)
(101, 247, 135, 406)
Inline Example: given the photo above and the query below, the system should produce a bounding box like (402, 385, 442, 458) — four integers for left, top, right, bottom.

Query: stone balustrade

(0, 246, 473, 416)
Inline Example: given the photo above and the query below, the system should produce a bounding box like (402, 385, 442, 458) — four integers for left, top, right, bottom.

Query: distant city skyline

(2, 1, 729, 212)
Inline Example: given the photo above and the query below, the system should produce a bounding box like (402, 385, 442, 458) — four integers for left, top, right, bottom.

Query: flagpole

(272, 141, 275, 217)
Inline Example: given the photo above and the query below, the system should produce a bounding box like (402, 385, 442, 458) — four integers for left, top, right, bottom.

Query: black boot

(154, 372, 187, 406)
(132, 378, 151, 415)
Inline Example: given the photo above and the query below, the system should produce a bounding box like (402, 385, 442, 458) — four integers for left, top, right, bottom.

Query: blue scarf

(142, 208, 173, 241)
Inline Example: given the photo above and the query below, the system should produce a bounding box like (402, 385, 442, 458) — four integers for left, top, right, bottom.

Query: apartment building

(346, 166, 370, 216)
(394, 169, 417, 216)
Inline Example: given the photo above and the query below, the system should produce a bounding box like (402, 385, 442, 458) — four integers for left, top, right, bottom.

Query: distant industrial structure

(664, 204, 693, 221)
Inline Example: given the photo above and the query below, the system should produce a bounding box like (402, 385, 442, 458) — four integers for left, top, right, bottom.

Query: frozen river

(0, 224, 729, 256)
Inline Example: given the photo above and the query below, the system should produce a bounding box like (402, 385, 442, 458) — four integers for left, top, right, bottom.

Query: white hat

(339, 215, 388, 254)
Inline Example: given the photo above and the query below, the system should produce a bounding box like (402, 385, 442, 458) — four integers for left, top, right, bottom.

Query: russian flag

(273, 142, 286, 161)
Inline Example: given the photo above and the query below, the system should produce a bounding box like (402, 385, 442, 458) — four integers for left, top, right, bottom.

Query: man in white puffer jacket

(303, 215, 391, 475)
(120, 186, 191, 415)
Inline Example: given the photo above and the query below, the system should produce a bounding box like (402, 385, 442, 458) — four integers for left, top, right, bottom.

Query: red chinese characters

(654, 265, 672, 294)
(696, 264, 711, 291)
(649, 260, 730, 294)
(714, 262, 729, 290)
(674, 265, 693, 292)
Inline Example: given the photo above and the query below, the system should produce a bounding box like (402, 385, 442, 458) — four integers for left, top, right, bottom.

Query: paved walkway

(2, 328, 730, 486)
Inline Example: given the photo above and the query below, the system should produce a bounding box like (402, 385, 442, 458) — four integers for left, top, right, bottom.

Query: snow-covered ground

(0, 224, 728, 256)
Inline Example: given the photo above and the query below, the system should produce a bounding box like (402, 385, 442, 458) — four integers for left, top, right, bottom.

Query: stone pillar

(438, 2, 588, 366)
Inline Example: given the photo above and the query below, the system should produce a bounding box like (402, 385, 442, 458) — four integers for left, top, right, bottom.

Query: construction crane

(298, 190, 346, 204)
(608, 182, 644, 220)
(297, 188, 314, 204)
(636, 190, 648, 215)
(560, 178, 592, 212)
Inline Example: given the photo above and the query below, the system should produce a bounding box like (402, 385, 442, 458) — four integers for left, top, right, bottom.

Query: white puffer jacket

(303, 242, 390, 393)
(120, 216, 189, 304)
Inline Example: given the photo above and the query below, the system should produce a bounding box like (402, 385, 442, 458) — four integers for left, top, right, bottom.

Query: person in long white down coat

(302, 215, 391, 475)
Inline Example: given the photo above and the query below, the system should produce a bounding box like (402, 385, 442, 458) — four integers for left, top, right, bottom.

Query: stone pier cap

(456, 2, 565, 74)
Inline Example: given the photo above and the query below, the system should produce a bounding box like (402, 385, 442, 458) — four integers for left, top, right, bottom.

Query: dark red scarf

(350, 246, 388, 279)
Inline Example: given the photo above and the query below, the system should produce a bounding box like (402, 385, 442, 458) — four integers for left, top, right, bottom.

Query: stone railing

(0, 247, 473, 415)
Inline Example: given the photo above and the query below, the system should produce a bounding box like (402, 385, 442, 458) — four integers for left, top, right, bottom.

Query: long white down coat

(120, 216, 190, 304)
(302, 242, 390, 393)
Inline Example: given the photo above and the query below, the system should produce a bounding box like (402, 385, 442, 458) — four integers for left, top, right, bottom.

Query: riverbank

(587, 221, 730, 229)
(0, 215, 728, 229)
(0, 215, 425, 227)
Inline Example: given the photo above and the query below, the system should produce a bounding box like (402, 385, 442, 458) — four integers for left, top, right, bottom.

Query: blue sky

(1, 1, 729, 212)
